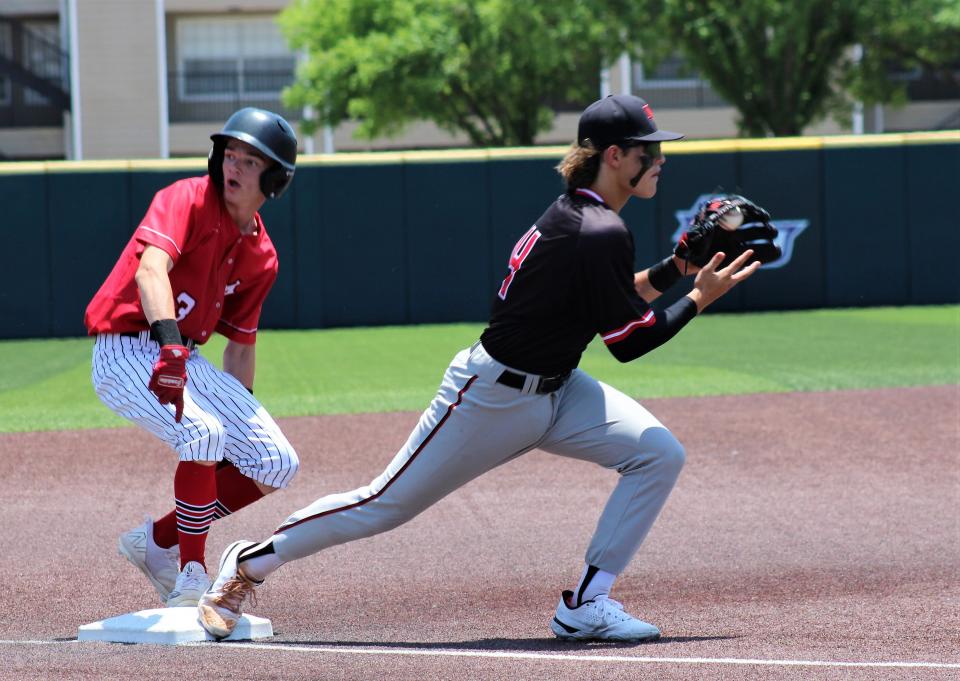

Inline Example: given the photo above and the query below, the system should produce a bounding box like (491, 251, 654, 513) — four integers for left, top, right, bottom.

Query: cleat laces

(216, 573, 258, 612)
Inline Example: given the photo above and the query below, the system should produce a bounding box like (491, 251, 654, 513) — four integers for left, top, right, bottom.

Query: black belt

(496, 368, 570, 394)
(120, 331, 197, 350)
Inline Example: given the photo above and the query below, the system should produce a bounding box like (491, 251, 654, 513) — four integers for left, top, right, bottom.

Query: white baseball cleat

(166, 561, 211, 608)
(197, 540, 260, 639)
(550, 590, 661, 642)
(117, 516, 180, 604)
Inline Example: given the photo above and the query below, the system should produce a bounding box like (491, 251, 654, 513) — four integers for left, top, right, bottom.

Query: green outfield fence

(0, 131, 957, 339)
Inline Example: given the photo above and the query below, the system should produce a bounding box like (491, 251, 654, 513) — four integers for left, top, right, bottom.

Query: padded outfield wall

(0, 131, 957, 340)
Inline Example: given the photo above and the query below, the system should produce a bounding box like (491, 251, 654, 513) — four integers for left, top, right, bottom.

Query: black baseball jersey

(480, 189, 697, 376)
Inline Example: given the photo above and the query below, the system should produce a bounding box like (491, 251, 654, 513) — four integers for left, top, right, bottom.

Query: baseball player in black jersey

(197, 94, 760, 642)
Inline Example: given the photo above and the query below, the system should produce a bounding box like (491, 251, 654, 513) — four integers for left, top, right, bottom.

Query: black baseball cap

(577, 94, 684, 148)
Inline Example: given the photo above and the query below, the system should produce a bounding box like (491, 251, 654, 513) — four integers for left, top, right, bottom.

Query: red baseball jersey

(84, 176, 278, 345)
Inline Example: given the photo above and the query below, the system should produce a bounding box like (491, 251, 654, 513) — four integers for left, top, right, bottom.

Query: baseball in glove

(674, 194, 781, 269)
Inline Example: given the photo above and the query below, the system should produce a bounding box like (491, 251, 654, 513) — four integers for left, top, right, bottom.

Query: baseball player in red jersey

(197, 95, 760, 641)
(84, 108, 300, 607)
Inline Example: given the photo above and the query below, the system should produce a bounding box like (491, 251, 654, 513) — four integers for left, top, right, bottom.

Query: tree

(278, 0, 655, 147)
(847, 0, 960, 109)
(657, 0, 960, 136)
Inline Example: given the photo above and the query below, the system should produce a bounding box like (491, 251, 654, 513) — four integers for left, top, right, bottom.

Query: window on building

(634, 54, 726, 109)
(22, 20, 64, 106)
(0, 23, 12, 106)
(891, 62, 960, 101)
(175, 16, 295, 102)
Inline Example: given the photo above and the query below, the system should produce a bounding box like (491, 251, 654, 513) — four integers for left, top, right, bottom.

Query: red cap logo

(642, 103, 655, 121)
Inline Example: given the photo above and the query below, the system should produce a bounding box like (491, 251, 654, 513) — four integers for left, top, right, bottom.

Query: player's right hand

(148, 344, 190, 422)
(689, 250, 760, 311)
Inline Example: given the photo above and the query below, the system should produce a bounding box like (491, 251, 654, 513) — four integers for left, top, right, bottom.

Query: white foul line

(198, 641, 960, 670)
(1, 639, 958, 670)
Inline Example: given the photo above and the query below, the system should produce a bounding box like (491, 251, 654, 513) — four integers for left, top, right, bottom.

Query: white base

(78, 607, 272, 644)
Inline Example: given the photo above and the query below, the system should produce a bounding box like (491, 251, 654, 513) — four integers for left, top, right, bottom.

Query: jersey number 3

(175, 292, 196, 322)
(498, 226, 541, 300)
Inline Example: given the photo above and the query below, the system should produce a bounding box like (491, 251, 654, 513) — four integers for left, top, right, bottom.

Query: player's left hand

(148, 344, 190, 422)
(675, 194, 781, 269)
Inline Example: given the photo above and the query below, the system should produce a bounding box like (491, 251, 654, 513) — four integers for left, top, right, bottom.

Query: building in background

(1, 0, 958, 160)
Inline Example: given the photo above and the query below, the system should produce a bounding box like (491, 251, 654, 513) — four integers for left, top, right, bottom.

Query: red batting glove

(148, 344, 190, 423)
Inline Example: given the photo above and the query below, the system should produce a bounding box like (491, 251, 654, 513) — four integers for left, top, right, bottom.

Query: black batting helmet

(208, 107, 298, 199)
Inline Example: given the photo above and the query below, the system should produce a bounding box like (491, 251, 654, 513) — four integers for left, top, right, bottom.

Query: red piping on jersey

(274, 374, 480, 534)
(138, 225, 183, 255)
(219, 318, 257, 334)
(601, 310, 656, 344)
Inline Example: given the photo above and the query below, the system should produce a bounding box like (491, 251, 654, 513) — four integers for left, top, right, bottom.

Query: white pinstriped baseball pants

(271, 341, 684, 575)
(92, 332, 299, 489)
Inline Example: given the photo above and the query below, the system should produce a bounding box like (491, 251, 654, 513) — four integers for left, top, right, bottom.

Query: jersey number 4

(498, 226, 541, 300)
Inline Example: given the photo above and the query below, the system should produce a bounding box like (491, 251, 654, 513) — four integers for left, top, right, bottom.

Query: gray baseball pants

(272, 341, 685, 575)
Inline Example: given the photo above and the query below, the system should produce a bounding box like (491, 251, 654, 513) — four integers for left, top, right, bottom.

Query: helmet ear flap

(208, 139, 227, 192)
(259, 164, 295, 199)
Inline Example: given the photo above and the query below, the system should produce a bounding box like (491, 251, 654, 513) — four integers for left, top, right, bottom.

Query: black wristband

(150, 318, 183, 347)
(647, 256, 682, 293)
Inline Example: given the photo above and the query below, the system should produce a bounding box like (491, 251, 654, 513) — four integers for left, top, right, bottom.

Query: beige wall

(173, 111, 732, 156)
(0, 127, 64, 158)
(169, 107, 847, 157)
(164, 0, 287, 11)
(309, 109, 846, 153)
(884, 101, 960, 131)
(4, 1, 59, 13)
(74, 0, 163, 159)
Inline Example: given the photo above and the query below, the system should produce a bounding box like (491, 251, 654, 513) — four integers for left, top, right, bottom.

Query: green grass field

(0, 305, 956, 433)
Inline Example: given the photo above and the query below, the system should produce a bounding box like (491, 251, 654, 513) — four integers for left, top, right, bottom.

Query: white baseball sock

(237, 540, 284, 581)
(574, 564, 616, 605)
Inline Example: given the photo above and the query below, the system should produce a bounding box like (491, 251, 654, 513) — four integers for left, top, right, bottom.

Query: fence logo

(672, 194, 808, 269)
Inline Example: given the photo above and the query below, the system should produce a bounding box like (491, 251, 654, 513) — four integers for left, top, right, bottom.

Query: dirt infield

(1, 385, 958, 680)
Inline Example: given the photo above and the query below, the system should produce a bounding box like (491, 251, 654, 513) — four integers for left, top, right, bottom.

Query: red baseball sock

(213, 462, 266, 517)
(152, 510, 178, 550)
(152, 462, 266, 548)
(173, 461, 217, 570)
